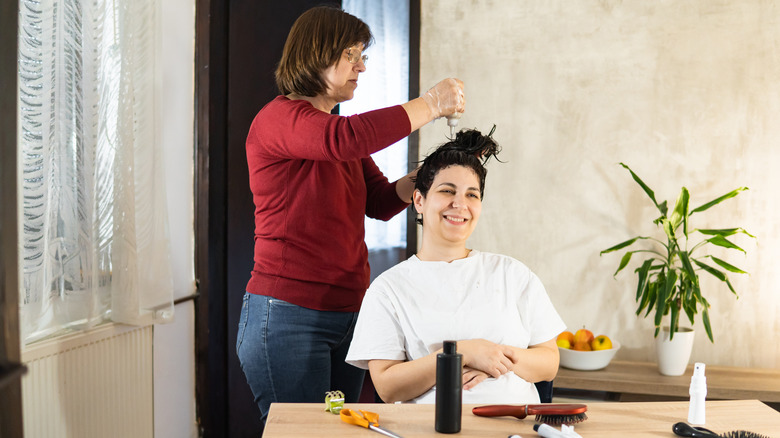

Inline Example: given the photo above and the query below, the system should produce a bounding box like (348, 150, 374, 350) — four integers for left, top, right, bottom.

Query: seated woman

(346, 127, 565, 404)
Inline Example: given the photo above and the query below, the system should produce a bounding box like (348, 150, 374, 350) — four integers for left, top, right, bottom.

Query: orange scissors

(339, 408, 403, 438)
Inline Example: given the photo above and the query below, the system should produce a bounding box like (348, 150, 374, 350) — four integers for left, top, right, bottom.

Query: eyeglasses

(346, 47, 368, 66)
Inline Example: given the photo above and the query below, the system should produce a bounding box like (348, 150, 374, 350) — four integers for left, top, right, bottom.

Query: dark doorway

(195, 1, 420, 436)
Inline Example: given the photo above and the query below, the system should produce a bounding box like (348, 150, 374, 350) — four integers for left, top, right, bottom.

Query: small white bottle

(688, 362, 707, 425)
(447, 112, 461, 137)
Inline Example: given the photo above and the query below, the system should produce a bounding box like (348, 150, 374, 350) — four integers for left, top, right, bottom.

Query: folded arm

(503, 338, 560, 383)
(368, 338, 526, 403)
(368, 354, 439, 403)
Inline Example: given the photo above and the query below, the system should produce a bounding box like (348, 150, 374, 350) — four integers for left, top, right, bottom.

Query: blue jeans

(236, 292, 365, 424)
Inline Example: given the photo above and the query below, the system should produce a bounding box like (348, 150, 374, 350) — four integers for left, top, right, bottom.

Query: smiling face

(320, 43, 366, 107)
(414, 165, 482, 253)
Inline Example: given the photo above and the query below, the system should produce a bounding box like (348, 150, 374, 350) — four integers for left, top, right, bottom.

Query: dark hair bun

(442, 125, 501, 165)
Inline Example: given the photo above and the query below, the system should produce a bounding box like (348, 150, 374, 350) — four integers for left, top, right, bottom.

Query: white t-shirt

(346, 250, 566, 404)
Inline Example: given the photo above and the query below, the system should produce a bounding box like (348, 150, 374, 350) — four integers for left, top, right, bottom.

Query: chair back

(534, 380, 553, 403)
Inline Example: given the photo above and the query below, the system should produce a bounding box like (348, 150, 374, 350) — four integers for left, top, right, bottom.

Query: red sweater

(245, 96, 411, 312)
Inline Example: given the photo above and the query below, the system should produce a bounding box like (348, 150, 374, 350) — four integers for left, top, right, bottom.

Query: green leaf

(619, 163, 665, 213)
(692, 259, 737, 297)
(640, 282, 658, 317)
(661, 218, 675, 240)
(655, 271, 676, 327)
(614, 252, 633, 276)
(679, 252, 699, 287)
(697, 228, 756, 239)
(702, 306, 714, 343)
(707, 235, 745, 253)
(693, 259, 727, 282)
(669, 187, 689, 235)
(690, 187, 748, 214)
(635, 259, 654, 301)
(682, 278, 693, 302)
(658, 200, 668, 217)
(601, 237, 645, 255)
(693, 284, 704, 303)
(669, 298, 679, 339)
(683, 292, 695, 325)
(687, 282, 701, 325)
(636, 281, 651, 315)
(724, 277, 737, 297)
(710, 256, 748, 274)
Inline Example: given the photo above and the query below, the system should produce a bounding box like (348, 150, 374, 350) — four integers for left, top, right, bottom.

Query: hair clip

(324, 390, 345, 414)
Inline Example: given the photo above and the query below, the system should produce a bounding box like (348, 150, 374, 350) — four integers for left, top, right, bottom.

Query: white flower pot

(655, 326, 695, 376)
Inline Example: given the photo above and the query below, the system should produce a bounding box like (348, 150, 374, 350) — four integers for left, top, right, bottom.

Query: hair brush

(472, 403, 588, 425)
(673, 421, 771, 438)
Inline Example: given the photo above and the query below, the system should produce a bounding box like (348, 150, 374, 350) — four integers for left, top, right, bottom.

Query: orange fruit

(573, 328, 594, 345)
(557, 331, 575, 344)
(572, 341, 593, 351)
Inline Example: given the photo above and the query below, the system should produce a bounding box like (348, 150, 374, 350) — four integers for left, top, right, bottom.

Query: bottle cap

(443, 340, 457, 354)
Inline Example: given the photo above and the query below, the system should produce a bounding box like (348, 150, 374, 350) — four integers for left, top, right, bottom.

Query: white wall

(419, 1, 780, 369)
(155, 0, 197, 436)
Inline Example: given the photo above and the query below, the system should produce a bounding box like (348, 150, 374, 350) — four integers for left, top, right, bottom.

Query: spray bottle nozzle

(688, 362, 707, 425)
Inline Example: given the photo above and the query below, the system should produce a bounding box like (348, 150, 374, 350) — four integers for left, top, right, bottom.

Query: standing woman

(236, 5, 465, 424)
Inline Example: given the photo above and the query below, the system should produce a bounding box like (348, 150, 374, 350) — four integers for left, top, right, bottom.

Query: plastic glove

(421, 78, 465, 120)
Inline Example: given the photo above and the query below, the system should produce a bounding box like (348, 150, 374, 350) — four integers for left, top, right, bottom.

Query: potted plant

(600, 163, 754, 375)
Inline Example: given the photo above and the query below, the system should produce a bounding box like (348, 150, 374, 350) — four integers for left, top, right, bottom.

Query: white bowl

(559, 341, 621, 371)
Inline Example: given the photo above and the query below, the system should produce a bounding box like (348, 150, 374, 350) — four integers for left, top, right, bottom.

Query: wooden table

(554, 360, 780, 404)
(264, 399, 780, 437)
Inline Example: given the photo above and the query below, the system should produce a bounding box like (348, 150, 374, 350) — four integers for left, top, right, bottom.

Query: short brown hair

(275, 6, 373, 96)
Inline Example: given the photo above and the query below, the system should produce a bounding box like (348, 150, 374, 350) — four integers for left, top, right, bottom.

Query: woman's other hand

(422, 78, 465, 119)
(462, 366, 489, 390)
(457, 338, 514, 378)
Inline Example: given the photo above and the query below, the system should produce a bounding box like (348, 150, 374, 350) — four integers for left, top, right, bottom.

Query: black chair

(534, 380, 553, 403)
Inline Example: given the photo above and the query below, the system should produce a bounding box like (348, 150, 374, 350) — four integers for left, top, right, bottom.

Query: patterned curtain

(18, 0, 173, 344)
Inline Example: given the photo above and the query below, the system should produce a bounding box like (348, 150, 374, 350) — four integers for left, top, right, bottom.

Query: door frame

(193, 1, 420, 435)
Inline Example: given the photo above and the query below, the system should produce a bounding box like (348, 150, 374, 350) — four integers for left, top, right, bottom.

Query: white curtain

(341, 0, 410, 250)
(18, 0, 174, 345)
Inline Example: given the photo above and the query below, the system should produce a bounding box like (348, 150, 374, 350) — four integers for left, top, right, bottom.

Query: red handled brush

(472, 403, 588, 425)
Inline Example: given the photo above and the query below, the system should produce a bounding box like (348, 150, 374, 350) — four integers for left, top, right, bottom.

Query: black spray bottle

(435, 340, 462, 433)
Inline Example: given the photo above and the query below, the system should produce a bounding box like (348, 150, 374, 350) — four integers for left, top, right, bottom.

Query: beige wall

(418, 0, 780, 368)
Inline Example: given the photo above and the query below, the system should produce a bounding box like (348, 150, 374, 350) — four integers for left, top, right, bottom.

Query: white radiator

(21, 323, 154, 438)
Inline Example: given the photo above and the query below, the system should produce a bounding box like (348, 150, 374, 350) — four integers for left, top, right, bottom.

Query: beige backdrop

(417, 0, 780, 368)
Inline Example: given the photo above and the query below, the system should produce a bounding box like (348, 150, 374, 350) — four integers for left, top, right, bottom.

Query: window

(17, 0, 173, 344)
(341, 0, 411, 256)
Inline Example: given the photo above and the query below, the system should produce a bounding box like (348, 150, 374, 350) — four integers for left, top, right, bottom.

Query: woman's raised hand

(457, 338, 514, 378)
(422, 78, 465, 120)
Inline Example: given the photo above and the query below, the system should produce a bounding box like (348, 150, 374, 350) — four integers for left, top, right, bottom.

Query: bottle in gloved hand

(421, 78, 465, 120)
(435, 340, 462, 433)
